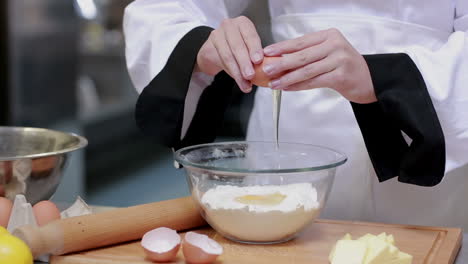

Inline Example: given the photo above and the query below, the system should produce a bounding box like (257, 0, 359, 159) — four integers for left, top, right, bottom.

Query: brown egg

(0, 197, 13, 227)
(32, 201, 61, 226)
(3, 161, 12, 184)
(251, 56, 283, 87)
(31, 157, 59, 178)
(1, 161, 13, 197)
(141, 227, 181, 262)
(182, 231, 223, 264)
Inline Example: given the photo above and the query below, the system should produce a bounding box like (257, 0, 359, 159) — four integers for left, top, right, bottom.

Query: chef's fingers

(263, 29, 328, 56)
(263, 42, 331, 76)
(237, 16, 263, 64)
(211, 30, 252, 93)
(223, 19, 255, 80)
(281, 71, 334, 92)
(196, 36, 224, 75)
(269, 57, 336, 90)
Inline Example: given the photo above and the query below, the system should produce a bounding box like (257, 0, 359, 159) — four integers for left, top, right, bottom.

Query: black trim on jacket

(135, 26, 236, 150)
(352, 53, 445, 187)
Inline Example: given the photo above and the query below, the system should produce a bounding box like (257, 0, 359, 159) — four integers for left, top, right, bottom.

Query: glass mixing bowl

(174, 141, 347, 244)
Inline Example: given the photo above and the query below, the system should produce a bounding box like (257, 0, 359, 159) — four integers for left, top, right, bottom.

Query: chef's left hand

(263, 28, 377, 104)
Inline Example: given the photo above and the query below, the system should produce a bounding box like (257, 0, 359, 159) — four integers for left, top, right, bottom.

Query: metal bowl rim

(0, 126, 88, 161)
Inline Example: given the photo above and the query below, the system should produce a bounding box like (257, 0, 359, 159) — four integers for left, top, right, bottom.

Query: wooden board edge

(317, 219, 461, 233)
(51, 254, 148, 264)
(433, 227, 463, 264)
(51, 255, 103, 264)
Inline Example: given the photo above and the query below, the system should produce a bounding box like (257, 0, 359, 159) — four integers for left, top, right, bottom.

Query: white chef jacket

(124, 0, 468, 229)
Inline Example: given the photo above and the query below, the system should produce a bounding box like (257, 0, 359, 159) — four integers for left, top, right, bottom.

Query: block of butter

(329, 232, 412, 264)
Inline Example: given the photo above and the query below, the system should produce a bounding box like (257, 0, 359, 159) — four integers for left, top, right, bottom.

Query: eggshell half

(141, 227, 181, 262)
(182, 231, 223, 264)
(251, 56, 282, 87)
(0, 197, 13, 227)
(32, 200, 61, 226)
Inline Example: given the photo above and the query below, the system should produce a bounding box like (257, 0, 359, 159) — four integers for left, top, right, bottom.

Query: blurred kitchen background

(0, 0, 269, 206)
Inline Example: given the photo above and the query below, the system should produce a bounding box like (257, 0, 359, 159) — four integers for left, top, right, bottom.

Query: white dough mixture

(200, 183, 321, 242)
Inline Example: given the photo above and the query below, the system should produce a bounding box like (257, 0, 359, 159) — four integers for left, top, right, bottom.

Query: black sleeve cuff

(135, 26, 236, 149)
(351, 53, 445, 187)
(175, 71, 236, 149)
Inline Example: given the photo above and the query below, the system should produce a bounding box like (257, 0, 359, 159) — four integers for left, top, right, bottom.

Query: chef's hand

(195, 16, 263, 93)
(262, 28, 377, 104)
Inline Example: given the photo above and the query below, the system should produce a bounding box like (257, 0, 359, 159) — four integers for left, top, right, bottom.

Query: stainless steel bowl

(0, 127, 87, 204)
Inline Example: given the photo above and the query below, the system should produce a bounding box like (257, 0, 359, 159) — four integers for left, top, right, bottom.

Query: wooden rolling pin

(13, 196, 206, 257)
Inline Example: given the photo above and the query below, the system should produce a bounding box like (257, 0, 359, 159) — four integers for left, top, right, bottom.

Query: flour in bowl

(200, 183, 321, 242)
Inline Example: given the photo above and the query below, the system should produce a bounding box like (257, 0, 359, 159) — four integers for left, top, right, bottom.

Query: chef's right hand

(195, 16, 263, 93)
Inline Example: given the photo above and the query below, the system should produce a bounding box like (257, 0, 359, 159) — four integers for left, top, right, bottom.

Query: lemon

(0, 227, 8, 236)
(0, 234, 33, 264)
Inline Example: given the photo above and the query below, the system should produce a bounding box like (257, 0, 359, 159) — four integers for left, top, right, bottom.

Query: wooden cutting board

(50, 219, 462, 264)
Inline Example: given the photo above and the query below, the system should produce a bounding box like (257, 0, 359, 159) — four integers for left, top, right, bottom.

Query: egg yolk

(235, 192, 286, 206)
